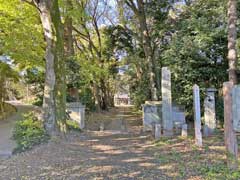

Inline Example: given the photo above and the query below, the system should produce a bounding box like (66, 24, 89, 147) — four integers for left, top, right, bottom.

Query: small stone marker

(204, 88, 217, 136)
(193, 84, 202, 147)
(100, 122, 104, 131)
(181, 124, 188, 137)
(232, 85, 240, 132)
(155, 124, 161, 140)
(162, 67, 173, 136)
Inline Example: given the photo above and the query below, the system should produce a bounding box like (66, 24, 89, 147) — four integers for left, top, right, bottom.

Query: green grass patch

(197, 162, 240, 180)
(155, 136, 185, 146)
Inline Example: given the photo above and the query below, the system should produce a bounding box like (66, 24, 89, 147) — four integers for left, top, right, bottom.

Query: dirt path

(0, 101, 37, 159)
(0, 106, 231, 179)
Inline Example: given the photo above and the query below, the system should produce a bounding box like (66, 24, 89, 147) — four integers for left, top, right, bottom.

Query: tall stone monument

(232, 85, 240, 132)
(204, 88, 217, 136)
(223, 82, 238, 168)
(161, 67, 173, 136)
(193, 84, 202, 147)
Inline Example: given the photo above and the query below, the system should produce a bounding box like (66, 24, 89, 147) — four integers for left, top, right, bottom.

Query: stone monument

(232, 85, 240, 132)
(204, 88, 217, 136)
(162, 67, 173, 136)
(193, 84, 202, 147)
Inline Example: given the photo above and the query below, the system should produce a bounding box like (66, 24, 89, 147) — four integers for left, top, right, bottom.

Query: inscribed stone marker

(155, 124, 161, 140)
(232, 85, 240, 132)
(161, 67, 173, 136)
(193, 84, 202, 147)
(204, 88, 217, 136)
(181, 124, 188, 137)
(223, 82, 238, 169)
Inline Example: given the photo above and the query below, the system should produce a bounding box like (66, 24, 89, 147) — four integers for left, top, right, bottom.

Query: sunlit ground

(0, 107, 239, 179)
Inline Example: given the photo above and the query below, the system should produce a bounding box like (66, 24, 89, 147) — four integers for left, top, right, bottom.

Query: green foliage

(79, 88, 95, 111)
(198, 162, 240, 180)
(66, 120, 82, 132)
(161, 0, 229, 118)
(13, 112, 49, 152)
(0, 0, 45, 69)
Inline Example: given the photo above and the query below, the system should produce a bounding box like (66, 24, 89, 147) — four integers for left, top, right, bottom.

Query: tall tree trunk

(37, 0, 57, 134)
(100, 78, 108, 110)
(64, 0, 79, 102)
(225, 0, 238, 170)
(228, 0, 238, 84)
(30, 0, 66, 135)
(64, 0, 74, 57)
(126, 0, 157, 100)
(52, 0, 67, 133)
(92, 81, 101, 112)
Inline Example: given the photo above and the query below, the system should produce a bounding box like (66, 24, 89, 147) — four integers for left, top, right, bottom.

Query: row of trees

(0, 1, 239, 142)
(1, 0, 121, 134)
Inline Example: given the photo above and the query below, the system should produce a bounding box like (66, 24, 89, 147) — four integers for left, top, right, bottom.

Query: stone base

(142, 101, 162, 131)
(163, 130, 173, 136)
(203, 125, 215, 136)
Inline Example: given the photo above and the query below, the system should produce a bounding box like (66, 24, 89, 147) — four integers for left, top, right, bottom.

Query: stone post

(223, 82, 238, 169)
(181, 124, 188, 137)
(161, 67, 173, 136)
(193, 84, 202, 147)
(155, 124, 161, 140)
(232, 85, 240, 132)
(204, 88, 217, 136)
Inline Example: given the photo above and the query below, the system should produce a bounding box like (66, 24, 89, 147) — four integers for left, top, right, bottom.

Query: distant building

(114, 93, 131, 105)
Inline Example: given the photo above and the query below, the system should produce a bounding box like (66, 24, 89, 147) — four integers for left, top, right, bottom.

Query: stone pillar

(161, 67, 173, 136)
(155, 124, 161, 140)
(204, 88, 217, 136)
(193, 84, 202, 147)
(181, 124, 188, 137)
(223, 82, 238, 169)
(66, 102, 85, 129)
(232, 85, 240, 132)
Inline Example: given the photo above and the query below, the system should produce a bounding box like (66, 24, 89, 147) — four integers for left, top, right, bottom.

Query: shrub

(13, 112, 49, 152)
(66, 119, 82, 132)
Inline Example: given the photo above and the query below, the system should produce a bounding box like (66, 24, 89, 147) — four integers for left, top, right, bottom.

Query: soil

(0, 106, 238, 180)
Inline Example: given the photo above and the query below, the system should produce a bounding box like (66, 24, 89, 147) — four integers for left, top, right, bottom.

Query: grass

(154, 132, 240, 179)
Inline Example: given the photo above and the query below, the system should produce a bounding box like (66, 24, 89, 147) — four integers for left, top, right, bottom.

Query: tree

(71, 0, 118, 111)
(227, 0, 238, 84)
(224, 0, 238, 170)
(0, 0, 44, 68)
(23, 0, 67, 135)
(124, 0, 158, 100)
(0, 60, 18, 115)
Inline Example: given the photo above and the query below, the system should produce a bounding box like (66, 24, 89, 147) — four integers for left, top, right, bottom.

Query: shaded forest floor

(0, 106, 239, 180)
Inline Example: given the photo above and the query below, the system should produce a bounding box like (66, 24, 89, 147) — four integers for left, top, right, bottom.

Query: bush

(66, 119, 82, 132)
(13, 112, 49, 152)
